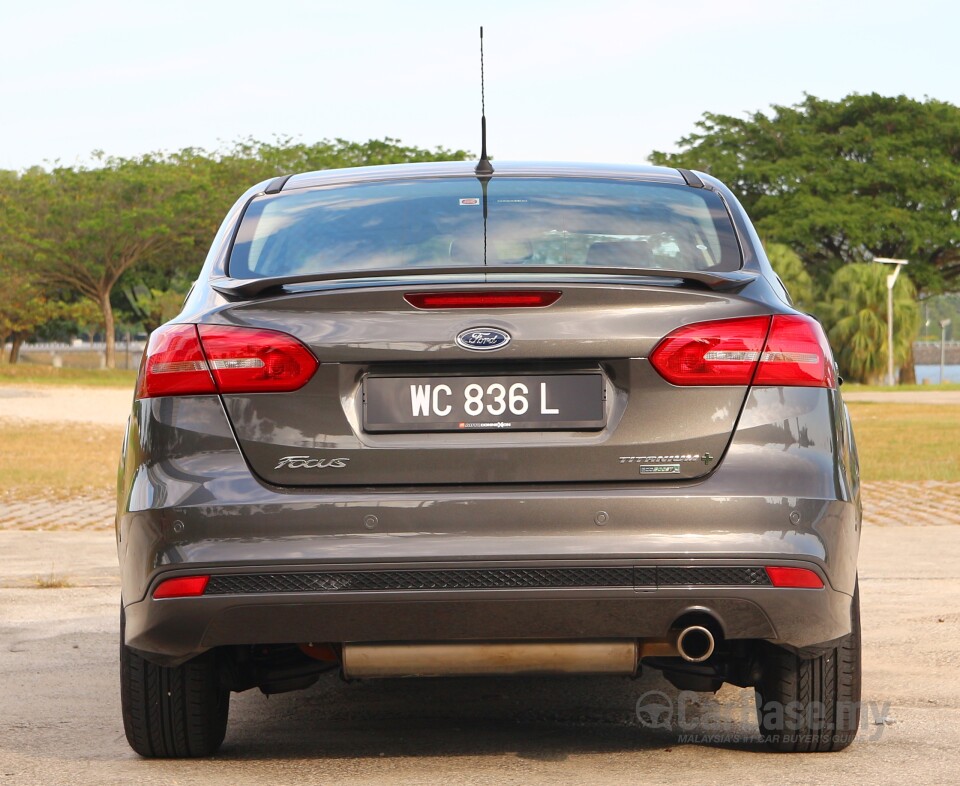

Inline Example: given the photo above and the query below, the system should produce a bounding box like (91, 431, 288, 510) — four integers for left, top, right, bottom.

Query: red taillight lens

(197, 325, 319, 393)
(765, 566, 824, 589)
(753, 315, 836, 388)
(153, 575, 210, 599)
(649, 314, 835, 388)
(136, 324, 318, 399)
(136, 324, 216, 399)
(404, 291, 561, 309)
(649, 316, 771, 386)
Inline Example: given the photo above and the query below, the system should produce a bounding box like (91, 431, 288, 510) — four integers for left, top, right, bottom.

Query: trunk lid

(210, 282, 766, 486)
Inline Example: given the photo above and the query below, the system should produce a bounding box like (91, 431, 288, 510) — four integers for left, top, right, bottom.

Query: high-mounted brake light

(649, 314, 834, 388)
(136, 324, 318, 399)
(153, 575, 210, 599)
(404, 291, 561, 309)
(765, 566, 824, 589)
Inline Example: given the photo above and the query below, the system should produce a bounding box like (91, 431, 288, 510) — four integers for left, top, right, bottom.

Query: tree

(0, 266, 60, 363)
(8, 155, 205, 367)
(822, 264, 920, 384)
(765, 243, 817, 312)
(62, 299, 106, 343)
(123, 278, 192, 333)
(650, 94, 960, 291)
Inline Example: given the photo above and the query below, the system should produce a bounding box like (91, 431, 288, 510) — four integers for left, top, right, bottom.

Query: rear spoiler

(211, 267, 760, 299)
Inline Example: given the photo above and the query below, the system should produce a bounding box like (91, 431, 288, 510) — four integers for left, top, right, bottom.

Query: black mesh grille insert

(657, 566, 771, 586)
(203, 565, 771, 595)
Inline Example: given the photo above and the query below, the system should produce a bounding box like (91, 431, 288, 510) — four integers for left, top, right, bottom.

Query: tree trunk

(9, 333, 24, 364)
(0, 331, 8, 363)
(899, 342, 917, 385)
(100, 293, 116, 369)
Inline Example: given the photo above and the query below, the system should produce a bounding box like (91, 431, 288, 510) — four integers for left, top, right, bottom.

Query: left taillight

(136, 324, 318, 399)
(136, 324, 216, 399)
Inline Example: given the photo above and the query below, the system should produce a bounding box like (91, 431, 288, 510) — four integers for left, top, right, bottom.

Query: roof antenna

(475, 26, 494, 177)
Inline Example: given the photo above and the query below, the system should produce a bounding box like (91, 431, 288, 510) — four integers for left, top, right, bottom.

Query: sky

(1, 0, 957, 171)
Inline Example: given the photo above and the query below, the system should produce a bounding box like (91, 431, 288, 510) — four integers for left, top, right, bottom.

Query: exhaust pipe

(675, 625, 716, 663)
(343, 640, 638, 678)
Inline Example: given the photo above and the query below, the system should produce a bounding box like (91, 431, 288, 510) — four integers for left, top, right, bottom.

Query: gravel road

(0, 385, 132, 426)
(1, 526, 959, 786)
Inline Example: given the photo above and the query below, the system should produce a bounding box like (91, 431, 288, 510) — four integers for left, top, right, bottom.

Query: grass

(0, 421, 125, 500)
(33, 567, 74, 589)
(843, 382, 960, 392)
(0, 363, 136, 388)
(846, 403, 960, 482)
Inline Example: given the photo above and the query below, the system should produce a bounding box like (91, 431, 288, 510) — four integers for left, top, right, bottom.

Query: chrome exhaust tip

(675, 625, 716, 663)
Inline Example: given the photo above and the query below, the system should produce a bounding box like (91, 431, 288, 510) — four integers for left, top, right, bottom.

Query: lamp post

(941, 319, 952, 385)
(874, 258, 909, 386)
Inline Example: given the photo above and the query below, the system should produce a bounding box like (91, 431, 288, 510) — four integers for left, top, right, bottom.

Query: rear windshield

(228, 177, 741, 278)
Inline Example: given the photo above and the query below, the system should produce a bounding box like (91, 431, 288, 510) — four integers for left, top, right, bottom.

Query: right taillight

(136, 324, 318, 399)
(650, 314, 834, 388)
(753, 314, 836, 388)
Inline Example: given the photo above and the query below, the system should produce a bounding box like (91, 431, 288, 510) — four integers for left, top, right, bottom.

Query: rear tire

(120, 607, 229, 758)
(755, 581, 861, 752)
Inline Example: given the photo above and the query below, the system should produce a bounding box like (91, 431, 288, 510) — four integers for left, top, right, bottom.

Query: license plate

(363, 373, 605, 432)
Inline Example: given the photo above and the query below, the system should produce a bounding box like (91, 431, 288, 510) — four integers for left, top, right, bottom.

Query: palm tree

(765, 243, 816, 312)
(823, 263, 919, 384)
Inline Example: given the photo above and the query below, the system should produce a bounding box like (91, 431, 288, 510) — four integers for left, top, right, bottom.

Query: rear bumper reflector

(764, 566, 824, 588)
(153, 575, 210, 599)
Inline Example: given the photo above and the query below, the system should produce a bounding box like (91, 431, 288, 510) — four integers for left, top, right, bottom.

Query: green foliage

(0, 268, 60, 346)
(823, 264, 920, 383)
(123, 278, 192, 333)
(765, 243, 816, 311)
(650, 93, 960, 291)
(4, 154, 205, 366)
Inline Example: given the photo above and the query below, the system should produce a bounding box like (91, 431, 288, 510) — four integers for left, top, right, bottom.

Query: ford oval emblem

(456, 327, 511, 352)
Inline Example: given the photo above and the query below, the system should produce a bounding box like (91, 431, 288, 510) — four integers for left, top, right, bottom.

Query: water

(915, 364, 960, 384)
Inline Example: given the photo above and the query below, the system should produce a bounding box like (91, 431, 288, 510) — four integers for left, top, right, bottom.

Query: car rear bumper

(120, 491, 858, 665)
(124, 568, 852, 668)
